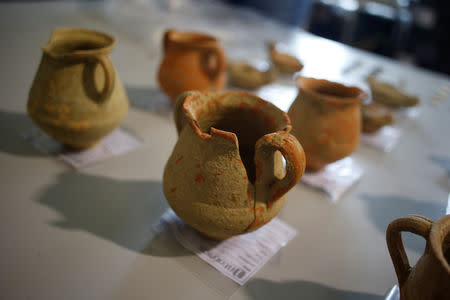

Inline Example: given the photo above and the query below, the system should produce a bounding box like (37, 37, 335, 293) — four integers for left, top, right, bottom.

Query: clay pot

(27, 28, 129, 149)
(157, 29, 227, 102)
(228, 61, 278, 90)
(387, 214, 450, 300)
(288, 76, 367, 172)
(267, 41, 303, 74)
(362, 102, 393, 133)
(163, 91, 306, 240)
(368, 75, 420, 108)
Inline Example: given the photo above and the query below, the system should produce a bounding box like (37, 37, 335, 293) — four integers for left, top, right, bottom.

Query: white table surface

(1, 1, 449, 299)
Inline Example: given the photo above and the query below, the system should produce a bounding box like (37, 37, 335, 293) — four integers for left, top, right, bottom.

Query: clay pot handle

(200, 46, 226, 81)
(255, 133, 305, 208)
(386, 215, 433, 286)
(94, 55, 115, 103)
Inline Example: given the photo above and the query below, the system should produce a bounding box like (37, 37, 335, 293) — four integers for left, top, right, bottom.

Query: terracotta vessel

(228, 61, 278, 90)
(368, 75, 419, 108)
(163, 91, 306, 240)
(157, 29, 227, 102)
(288, 76, 367, 172)
(387, 214, 450, 300)
(362, 102, 393, 133)
(267, 41, 303, 74)
(27, 28, 129, 149)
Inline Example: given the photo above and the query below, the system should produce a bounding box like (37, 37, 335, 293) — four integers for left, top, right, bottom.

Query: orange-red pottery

(157, 29, 227, 102)
(288, 76, 367, 172)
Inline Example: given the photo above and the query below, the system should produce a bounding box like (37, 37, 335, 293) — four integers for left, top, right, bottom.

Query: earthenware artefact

(163, 91, 306, 240)
(368, 75, 419, 108)
(387, 214, 450, 300)
(267, 41, 303, 74)
(228, 61, 278, 90)
(157, 29, 227, 102)
(362, 102, 393, 133)
(288, 76, 367, 172)
(27, 28, 129, 149)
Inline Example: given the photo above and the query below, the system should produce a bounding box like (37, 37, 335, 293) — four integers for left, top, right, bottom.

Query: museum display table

(0, 1, 449, 299)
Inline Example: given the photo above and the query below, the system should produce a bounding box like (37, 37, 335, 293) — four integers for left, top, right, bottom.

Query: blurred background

(10, 0, 449, 75)
(226, 0, 450, 75)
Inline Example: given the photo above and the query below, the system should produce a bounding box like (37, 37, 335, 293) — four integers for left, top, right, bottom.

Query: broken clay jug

(163, 91, 305, 240)
(387, 214, 450, 300)
(27, 28, 129, 149)
(157, 29, 227, 102)
(288, 76, 367, 172)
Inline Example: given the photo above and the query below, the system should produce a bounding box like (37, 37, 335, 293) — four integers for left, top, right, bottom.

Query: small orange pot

(288, 76, 367, 172)
(157, 29, 227, 102)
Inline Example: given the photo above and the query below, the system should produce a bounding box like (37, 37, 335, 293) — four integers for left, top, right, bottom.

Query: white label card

(158, 209, 297, 285)
(22, 126, 142, 168)
(361, 126, 402, 152)
(301, 157, 364, 202)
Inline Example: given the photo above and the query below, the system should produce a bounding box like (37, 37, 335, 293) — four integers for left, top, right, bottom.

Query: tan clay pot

(163, 91, 306, 240)
(27, 28, 129, 149)
(157, 29, 227, 102)
(267, 41, 303, 74)
(288, 76, 367, 172)
(387, 214, 450, 300)
(362, 102, 393, 133)
(228, 61, 278, 90)
(368, 75, 420, 108)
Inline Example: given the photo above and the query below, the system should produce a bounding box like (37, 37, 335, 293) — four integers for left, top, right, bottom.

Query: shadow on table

(36, 171, 190, 257)
(141, 223, 191, 257)
(0, 109, 44, 157)
(359, 193, 446, 253)
(429, 154, 450, 176)
(429, 154, 450, 190)
(125, 85, 173, 117)
(244, 279, 382, 300)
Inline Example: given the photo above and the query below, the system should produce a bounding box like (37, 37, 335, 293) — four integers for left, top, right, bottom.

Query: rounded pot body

(163, 91, 305, 240)
(27, 28, 129, 149)
(157, 29, 227, 102)
(288, 76, 366, 171)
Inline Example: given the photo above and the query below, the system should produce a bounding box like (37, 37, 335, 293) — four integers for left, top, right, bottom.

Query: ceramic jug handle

(386, 215, 433, 286)
(95, 55, 115, 103)
(255, 133, 305, 208)
(200, 47, 226, 81)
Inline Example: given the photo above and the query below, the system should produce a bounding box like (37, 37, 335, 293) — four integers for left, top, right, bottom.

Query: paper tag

(23, 126, 141, 168)
(361, 126, 401, 152)
(158, 209, 297, 285)
(301, 157, 364, 202)
(22, 126, 64, 155)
